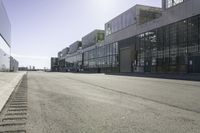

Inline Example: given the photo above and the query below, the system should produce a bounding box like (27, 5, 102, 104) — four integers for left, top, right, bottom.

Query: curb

(0, 73, 26, 113)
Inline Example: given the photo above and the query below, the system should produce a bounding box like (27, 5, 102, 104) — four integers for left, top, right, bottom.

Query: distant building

(18, 67, 28, 71)
(64, 41, 82, 72)
(61, 47, 69, 58)
(10, 56, 19, 72)
(57, 47, 69, 72)
(68, 41, 82, 54)
(51, 57, 59, 72)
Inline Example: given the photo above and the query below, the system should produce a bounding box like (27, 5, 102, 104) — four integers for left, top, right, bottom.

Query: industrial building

(52, 0, 200, 73)
(0, 0, 18, 72)
(51, 57, 59, 72)
(10, 56, 19, 72)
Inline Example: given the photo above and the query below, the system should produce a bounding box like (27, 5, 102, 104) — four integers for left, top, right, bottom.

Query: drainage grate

(8, 108, 27, 112)
(2, 117, 27, 122)
(5, 113, 27, 116)
(0, 122, 26, 127)
(0, 75, 28, 133)
(10, 104, 27, 106)
(0, 130, 26, 133)
(9, 106, 27, 109)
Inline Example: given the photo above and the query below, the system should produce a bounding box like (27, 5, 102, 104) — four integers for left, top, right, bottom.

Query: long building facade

(52, 0, 200, 73)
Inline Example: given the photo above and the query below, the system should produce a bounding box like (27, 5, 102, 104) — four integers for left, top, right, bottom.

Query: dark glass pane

(178, 20, 188, 62)
(169, 23, 178, 65)
(166, 0, 184, 8)
(199, 15, 200, 52)
(157, 28, 164, 66)
(163, 26, 170, 66)
(188, 16, 199, 53)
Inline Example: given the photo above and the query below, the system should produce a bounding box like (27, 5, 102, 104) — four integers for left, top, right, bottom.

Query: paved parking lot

(26, 72, 200, 133)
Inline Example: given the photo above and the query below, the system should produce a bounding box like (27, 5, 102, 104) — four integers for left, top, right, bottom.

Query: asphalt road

(26, 72, 200, 133)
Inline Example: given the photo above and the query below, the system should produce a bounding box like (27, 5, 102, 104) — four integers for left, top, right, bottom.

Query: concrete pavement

(0, 72, 26, 112)
(26, 72, 200, 133)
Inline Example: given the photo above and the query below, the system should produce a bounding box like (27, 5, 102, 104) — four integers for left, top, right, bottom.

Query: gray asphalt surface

(27, 72, 200, 133)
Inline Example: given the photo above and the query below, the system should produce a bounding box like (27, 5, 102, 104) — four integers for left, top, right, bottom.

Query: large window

(199, 16, 200, 52)
(157, 28, 164, 66)
(138, 34, 145, 67)
(169, 23, 178, 65)
(163, 26, 170, 66)
(149, 31, 157, 66)
(65, 52, 82, 69)
(188, 16, 199, 53)
(166, 0, 184, 8)
(178, 20, 188, 65)
(83, 43, 119, 69)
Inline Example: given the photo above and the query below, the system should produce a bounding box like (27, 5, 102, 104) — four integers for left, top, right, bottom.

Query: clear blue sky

(3, 0, 161, 69)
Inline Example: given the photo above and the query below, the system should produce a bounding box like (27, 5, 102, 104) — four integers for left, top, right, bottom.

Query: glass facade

(51, 57, 59, 72)
(83, 43, 119, 72)
(105, 6, 161, 36)
(139, 9, 162, 25)
(131, 15, 200, 73)
(0, 35, 10, 71)
(105, 9, 135, 36)
(165, 0, 184, 8)
(0, 1, 11, 45)
(0, 1, 11, 72)
(65, 53, 82, 71)
(82, 30, 105, 48)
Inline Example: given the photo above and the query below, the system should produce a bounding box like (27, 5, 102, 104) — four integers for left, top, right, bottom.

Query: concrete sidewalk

(0, 71, 26, 112)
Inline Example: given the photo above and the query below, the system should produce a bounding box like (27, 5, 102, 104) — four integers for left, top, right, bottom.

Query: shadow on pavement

(105, 73, 200, 81)
(48, 71, 200, 81)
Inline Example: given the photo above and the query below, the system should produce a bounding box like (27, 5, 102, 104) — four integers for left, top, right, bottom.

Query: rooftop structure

(82, 30, 105, 48)
(68, 41, 82, 54)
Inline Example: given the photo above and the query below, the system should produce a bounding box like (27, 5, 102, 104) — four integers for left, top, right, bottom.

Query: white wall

(0, 0, 11, 71)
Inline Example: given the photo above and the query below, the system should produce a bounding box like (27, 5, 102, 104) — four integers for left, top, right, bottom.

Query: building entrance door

(188, 55, 200, 73)
(120, 47, 131, 73)
(144, 60, 151, 72)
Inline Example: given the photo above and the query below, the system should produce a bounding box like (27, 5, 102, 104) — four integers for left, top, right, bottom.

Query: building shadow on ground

(105, 72, 200, 82)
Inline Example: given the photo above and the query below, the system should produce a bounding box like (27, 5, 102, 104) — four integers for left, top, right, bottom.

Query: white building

(0, 0, 11, 72)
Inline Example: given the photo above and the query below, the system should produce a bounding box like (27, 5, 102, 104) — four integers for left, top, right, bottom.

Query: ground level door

(188, 55, 200, 73)
(120, 47, 131, 73)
